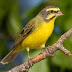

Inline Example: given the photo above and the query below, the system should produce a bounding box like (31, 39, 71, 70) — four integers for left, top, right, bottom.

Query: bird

(1, 6, 63, 64)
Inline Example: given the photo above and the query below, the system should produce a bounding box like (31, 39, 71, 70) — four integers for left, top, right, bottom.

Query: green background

(0, 0, 72, 72)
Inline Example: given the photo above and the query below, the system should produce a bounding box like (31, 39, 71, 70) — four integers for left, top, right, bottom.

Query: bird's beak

(56, 11, 63, 16)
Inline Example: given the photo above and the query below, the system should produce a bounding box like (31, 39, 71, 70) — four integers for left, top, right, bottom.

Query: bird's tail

(0, 49, 18, 64)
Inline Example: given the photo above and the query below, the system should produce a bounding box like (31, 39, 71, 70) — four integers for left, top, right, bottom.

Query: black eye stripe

(53, 10, 59, 13)
(50, 10, 54, 13)
(47, 10, 59, 14)
(50, 10, 53, 13)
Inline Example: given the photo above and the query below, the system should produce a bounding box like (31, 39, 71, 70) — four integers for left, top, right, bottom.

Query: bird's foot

(28, 56, 33, 67)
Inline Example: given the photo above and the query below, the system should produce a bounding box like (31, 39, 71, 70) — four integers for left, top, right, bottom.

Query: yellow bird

(1, 6, 63, 64)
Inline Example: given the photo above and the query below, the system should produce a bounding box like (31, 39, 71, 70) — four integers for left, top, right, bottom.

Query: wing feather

(13, 20, 35, 48)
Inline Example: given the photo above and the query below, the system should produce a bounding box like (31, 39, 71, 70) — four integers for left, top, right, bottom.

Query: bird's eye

(51, 10, 53, 13)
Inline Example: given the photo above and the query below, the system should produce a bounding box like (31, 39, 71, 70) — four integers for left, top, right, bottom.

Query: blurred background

(0, 0, 72, 72)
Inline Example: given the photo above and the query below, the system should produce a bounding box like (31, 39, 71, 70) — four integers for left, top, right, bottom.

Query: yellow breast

(22, 18, 55, 49)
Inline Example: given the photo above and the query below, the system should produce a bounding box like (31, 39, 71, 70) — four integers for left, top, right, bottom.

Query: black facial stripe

(40, 9, 58, 22)
(49, 15, 55, 21)
(44, 16, 55, 22)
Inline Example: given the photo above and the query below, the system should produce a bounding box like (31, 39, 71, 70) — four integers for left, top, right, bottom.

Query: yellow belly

(22, 20, 54, 49)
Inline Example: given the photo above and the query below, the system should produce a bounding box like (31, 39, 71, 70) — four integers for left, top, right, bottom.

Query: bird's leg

(26, 48, 33, 67)
(41, 44, 45, 48)
(26, 48, 31, 59)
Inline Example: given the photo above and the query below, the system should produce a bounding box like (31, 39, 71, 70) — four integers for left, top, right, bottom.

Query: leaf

(21, 3, 46, 21)
(63, 18, 72, 31)
(0, 0, 12, 26)
(0, 40, 9, 57)
(6, 2, 22, 39)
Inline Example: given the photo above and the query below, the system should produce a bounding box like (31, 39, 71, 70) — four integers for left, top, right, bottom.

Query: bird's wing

(13, 20, 35, 48)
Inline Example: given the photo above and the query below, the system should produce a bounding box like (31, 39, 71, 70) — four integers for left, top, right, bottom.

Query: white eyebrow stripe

(46, 8, 60, 12)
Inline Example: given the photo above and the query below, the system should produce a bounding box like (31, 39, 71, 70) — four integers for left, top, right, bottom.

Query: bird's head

(40, 6, 63, 22)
